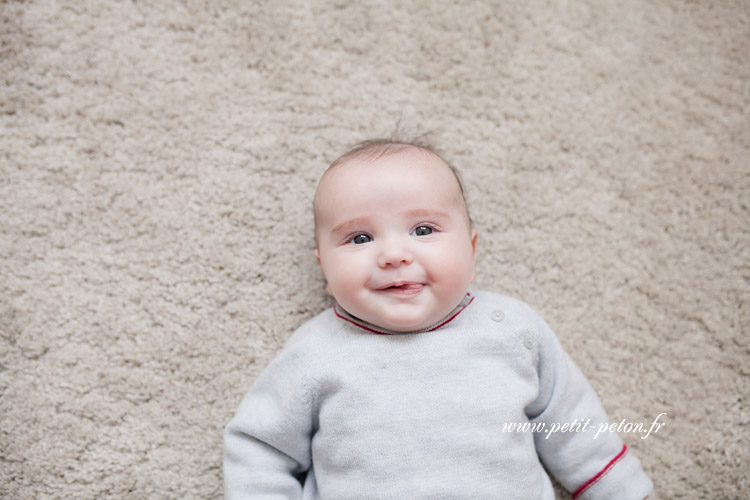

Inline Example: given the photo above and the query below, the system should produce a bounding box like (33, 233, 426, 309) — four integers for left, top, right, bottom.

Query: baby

(224, 140, 654, 499)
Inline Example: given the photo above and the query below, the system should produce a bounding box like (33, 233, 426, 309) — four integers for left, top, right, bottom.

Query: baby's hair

(324, 138, 473, 226)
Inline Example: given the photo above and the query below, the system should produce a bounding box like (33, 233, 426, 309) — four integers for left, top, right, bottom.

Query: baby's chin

(368, 311, 444, 333)
(374, 321, 427, 333)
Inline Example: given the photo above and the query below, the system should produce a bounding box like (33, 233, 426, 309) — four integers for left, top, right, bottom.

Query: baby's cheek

(446, 259, 473, 285)
(327, 266, 365, 300)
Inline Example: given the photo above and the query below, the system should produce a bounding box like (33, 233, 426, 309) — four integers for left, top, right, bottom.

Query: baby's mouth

(377, 282, 424, 295)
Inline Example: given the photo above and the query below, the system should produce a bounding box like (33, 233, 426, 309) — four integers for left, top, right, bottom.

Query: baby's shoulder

(255, 307, 341, 380)
(469, 290, 553, 334)
(470, 290, 538, 319)
(281, 306, 343, 352)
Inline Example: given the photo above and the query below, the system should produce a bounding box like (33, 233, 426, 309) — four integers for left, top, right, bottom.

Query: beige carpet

(2, 1, 748, 498)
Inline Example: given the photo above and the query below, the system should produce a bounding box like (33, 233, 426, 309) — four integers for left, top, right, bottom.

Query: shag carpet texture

(1, 1, 748, 498)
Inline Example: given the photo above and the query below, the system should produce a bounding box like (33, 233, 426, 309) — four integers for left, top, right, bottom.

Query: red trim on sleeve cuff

(572, 444, 628, 499)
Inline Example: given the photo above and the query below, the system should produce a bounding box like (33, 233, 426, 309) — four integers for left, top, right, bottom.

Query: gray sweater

(224, 290, 653, 499)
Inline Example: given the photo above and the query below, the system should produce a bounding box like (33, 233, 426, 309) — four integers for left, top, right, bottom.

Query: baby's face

(314, 149, 477, 332)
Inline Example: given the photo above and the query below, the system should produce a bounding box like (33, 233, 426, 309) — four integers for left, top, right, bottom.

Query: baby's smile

(376, 281, 425, 295)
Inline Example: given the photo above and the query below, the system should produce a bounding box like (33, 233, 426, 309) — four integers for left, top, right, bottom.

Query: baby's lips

(379, 281, 421, 290)
(395, 283, 423, 291)
(377, 282, 425, 294)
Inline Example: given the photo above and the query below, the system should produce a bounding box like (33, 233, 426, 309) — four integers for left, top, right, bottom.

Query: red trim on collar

(333, 306, 389, 335)
(333, 293, 474, 335)
(572, 444, 628, 498)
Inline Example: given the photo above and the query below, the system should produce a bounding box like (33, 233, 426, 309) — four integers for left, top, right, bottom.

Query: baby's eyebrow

(331, 217, 371, 236)
(401, 208, 450, 220)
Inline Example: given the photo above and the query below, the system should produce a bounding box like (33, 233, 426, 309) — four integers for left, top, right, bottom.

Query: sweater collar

(333, 292, 474, 335)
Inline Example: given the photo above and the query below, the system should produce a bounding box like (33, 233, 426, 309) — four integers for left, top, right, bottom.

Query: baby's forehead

(319, 147, 457, 190)
(313, 146, 471, 230)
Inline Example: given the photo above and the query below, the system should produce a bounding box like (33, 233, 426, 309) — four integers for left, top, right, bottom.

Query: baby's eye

(412, 226, 434, 237)
(350, 234, 372, 244)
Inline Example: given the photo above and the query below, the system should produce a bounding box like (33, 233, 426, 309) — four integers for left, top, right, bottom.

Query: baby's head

(313, 140, 478, 332)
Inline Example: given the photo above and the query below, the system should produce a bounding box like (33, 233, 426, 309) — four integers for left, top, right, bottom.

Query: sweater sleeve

(522, 304, 654, 500)
(224, 343, 316, 500)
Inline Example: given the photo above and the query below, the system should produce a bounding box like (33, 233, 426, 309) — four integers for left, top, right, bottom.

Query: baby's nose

(377, 243, 413, 268)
